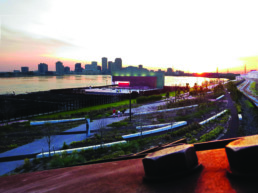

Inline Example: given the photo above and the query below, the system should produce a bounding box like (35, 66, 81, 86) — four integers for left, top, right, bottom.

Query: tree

(133, 106, 151, 138)
(204, 81, 208, 90)
(43, 123, 57, 158)
(194, 83, 198, 93)
(166, 92, 170, 108)
(85, 118, 90, 139)
(175, 87, 181, 103)
(199, 86, 204, 97)
(166, 111, 175, 133)
(96, 119, 107, 147)
(166, 92, 170, 100)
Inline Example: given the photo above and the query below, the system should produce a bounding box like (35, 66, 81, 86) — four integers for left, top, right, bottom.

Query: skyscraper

(84, 61, 99, 74)
(167, 68, 173, 75)
(114, 58, 122, 70)
(38, 63, 48, 75)
(108, 61, 113, 73)
(91, 61, 98, 69)
(75, 63, 83, 73)
(56, 61, 64, 75)
(102, 57, 108, 73)
(64, 66, 70, 74)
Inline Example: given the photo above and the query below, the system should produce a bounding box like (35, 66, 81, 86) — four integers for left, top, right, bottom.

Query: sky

(0, 0, 257, 73)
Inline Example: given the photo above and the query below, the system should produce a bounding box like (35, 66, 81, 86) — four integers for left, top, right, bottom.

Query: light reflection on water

(0, 75, 225, 95)
(165, 76, 224, 87)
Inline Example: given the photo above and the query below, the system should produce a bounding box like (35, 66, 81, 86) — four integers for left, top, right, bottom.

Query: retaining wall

(37, 140, 126, 158)
(122, 121, 187, 139)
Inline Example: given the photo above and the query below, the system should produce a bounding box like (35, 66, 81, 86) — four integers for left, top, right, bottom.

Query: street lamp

(86, 118, 89, 138)
(129, 88, 132, 122)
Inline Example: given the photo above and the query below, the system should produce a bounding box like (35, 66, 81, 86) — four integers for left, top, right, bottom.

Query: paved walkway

(221, 91, 239, 139)
(0, 101, 169, 175)
(125, 100, 167, 114)
(0, 116, 127, 175)
(0, 95, 204, 175)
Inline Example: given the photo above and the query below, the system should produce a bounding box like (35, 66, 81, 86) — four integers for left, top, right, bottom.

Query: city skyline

(0, 0, 258, 73)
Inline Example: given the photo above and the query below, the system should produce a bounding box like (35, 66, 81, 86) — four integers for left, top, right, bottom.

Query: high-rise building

(167, 68, 173, 75)
(75, 63, 83, 73)
(21, 67, 29, 73)
(102, 57, 108, 73)
(91, 61, 98, 68)
(114, 58, 122, 70)
(38, 63, 48, 75)
(138, 65, 143, 69)
(108, 61, 113, 73)
(84, 61, 99, 74)
(64, 66, 70, 74)
(56, 61, 64, 75)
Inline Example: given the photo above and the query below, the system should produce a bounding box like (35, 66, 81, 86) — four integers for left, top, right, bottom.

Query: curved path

(0, 101, 167, 175)
(238, 79, 258, 107)
(0, 116, 127, 176)
(221, 91, 239, 139)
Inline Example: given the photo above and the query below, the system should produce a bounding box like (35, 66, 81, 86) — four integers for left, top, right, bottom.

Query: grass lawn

(250, 81, 258, 96)
(34, 99, 137, 120)
(161, 91, 176, 97)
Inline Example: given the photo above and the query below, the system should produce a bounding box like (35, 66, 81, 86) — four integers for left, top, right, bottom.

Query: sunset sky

(0, 0, 258, 73)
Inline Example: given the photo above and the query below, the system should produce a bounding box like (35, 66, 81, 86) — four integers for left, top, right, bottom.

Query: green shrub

(158, 118, 165, 123)
(8, 144, 18, 149)
(94, 133, 101, 139)
(170, 122, 201, 137)
(164, 134, 172, 140)
(32, 158, 40, 165)
(220, 115, 229, 124)
(185, 133, 192, 138)
(107, 121, 128, 128)
(62, 142, 69, 150)
(50, 152, 85, 168)
(199, 126, 224, 142)
(70, 141, 80, 147)
(136, 95, 162, 104)
(61, 151, 68, 158)
(245, 100, 254, 108)
(23, 158, 31, 170)
(50, 154, 67, 168)
(235, 104, 242, 113)
(192, 130, 198, 135)
(100, 150, 125, 160)
(188, 138, 197, 144)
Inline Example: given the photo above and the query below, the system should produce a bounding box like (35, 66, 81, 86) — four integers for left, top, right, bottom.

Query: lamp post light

(86, 118, 89, 138)
(129, 88, 132, 122)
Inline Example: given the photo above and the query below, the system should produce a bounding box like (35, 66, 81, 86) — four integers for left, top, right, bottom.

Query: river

(0, 75, 223, 95)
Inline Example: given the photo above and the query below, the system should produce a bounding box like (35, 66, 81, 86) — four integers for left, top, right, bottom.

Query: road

(238, 79, 258, 107)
